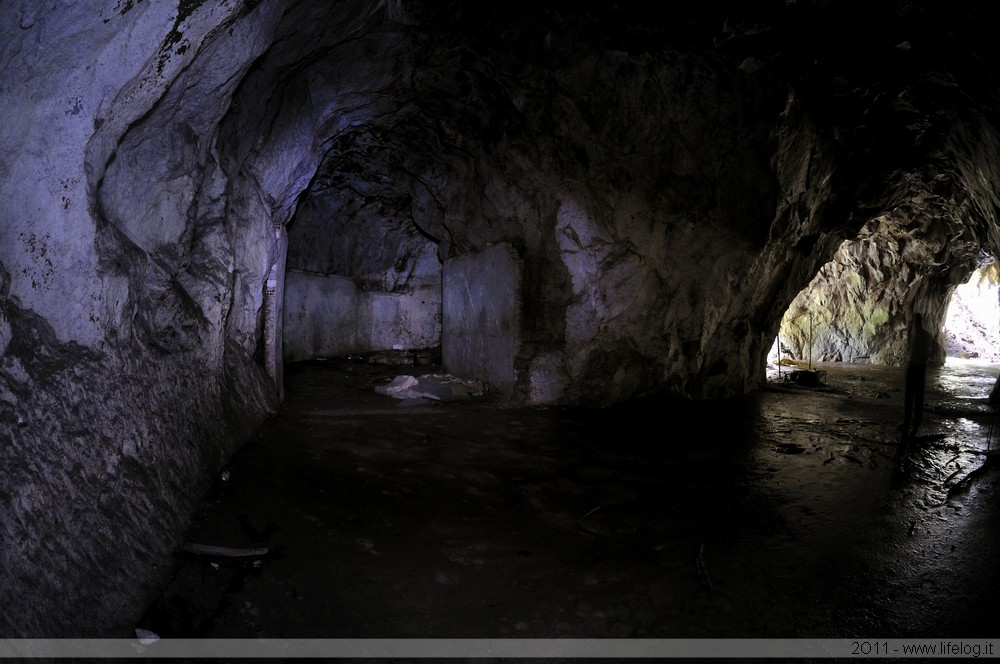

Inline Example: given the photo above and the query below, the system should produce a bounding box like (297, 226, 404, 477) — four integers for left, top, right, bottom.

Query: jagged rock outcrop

(2, 0, 1000, 637)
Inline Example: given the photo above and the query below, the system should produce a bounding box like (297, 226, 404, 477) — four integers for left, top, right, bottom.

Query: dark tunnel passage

(2, 0, 1000, 645)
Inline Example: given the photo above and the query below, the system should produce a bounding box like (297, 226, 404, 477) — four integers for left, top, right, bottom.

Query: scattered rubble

(375, 373, 487, 401)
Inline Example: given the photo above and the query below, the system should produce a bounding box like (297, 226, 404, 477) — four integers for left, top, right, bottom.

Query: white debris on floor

(375, 373, 487, 401)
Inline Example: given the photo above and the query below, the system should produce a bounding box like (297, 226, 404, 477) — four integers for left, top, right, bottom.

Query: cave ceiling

(229, 0, 1000, 264)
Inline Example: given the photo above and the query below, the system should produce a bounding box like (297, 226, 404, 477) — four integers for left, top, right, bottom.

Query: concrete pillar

(442, 243, 522, 398)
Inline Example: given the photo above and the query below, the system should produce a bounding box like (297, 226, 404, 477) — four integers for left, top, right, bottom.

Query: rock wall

(0, 0, 286, 636)
(442, 244, 522, 397)
(282, 151, 444, 362)
(283, 270, 440, 361)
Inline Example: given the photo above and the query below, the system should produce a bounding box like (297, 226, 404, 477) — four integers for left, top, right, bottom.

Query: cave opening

(943, 260, 1000, 362)
(766, 220, 999, 379)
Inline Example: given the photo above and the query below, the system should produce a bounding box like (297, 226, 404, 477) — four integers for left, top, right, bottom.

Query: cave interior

(2, 0, 1000, 639)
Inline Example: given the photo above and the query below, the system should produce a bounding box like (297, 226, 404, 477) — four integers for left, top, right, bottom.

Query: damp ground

(138, 357, 1000, 643)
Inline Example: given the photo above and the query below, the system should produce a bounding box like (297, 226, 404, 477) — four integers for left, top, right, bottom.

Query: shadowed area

(138, 358, 1000, 639)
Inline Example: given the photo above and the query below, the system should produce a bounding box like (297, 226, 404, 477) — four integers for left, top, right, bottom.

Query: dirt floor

(138, 357, 1000, 645)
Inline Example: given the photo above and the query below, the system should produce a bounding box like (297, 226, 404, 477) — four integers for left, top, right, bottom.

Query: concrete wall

(442, 244, 522, 397)
(282, 270, 441, 361)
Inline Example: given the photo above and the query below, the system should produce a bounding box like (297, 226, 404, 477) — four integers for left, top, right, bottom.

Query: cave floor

(139, 358, 1000, 642)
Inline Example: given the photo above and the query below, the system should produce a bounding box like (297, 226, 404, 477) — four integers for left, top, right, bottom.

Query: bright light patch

(944, 263, 1000, 362)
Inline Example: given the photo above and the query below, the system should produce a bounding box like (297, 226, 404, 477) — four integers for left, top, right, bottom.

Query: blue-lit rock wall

(0, 0, 287, 636)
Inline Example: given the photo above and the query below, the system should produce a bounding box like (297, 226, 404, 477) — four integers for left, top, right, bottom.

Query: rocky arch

(779, 202, 983, 366)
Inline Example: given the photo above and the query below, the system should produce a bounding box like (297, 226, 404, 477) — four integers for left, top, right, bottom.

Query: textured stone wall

(442, 244, 522, 398)
(283, 270, 441, 361)
(0, 0, 287, 636)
